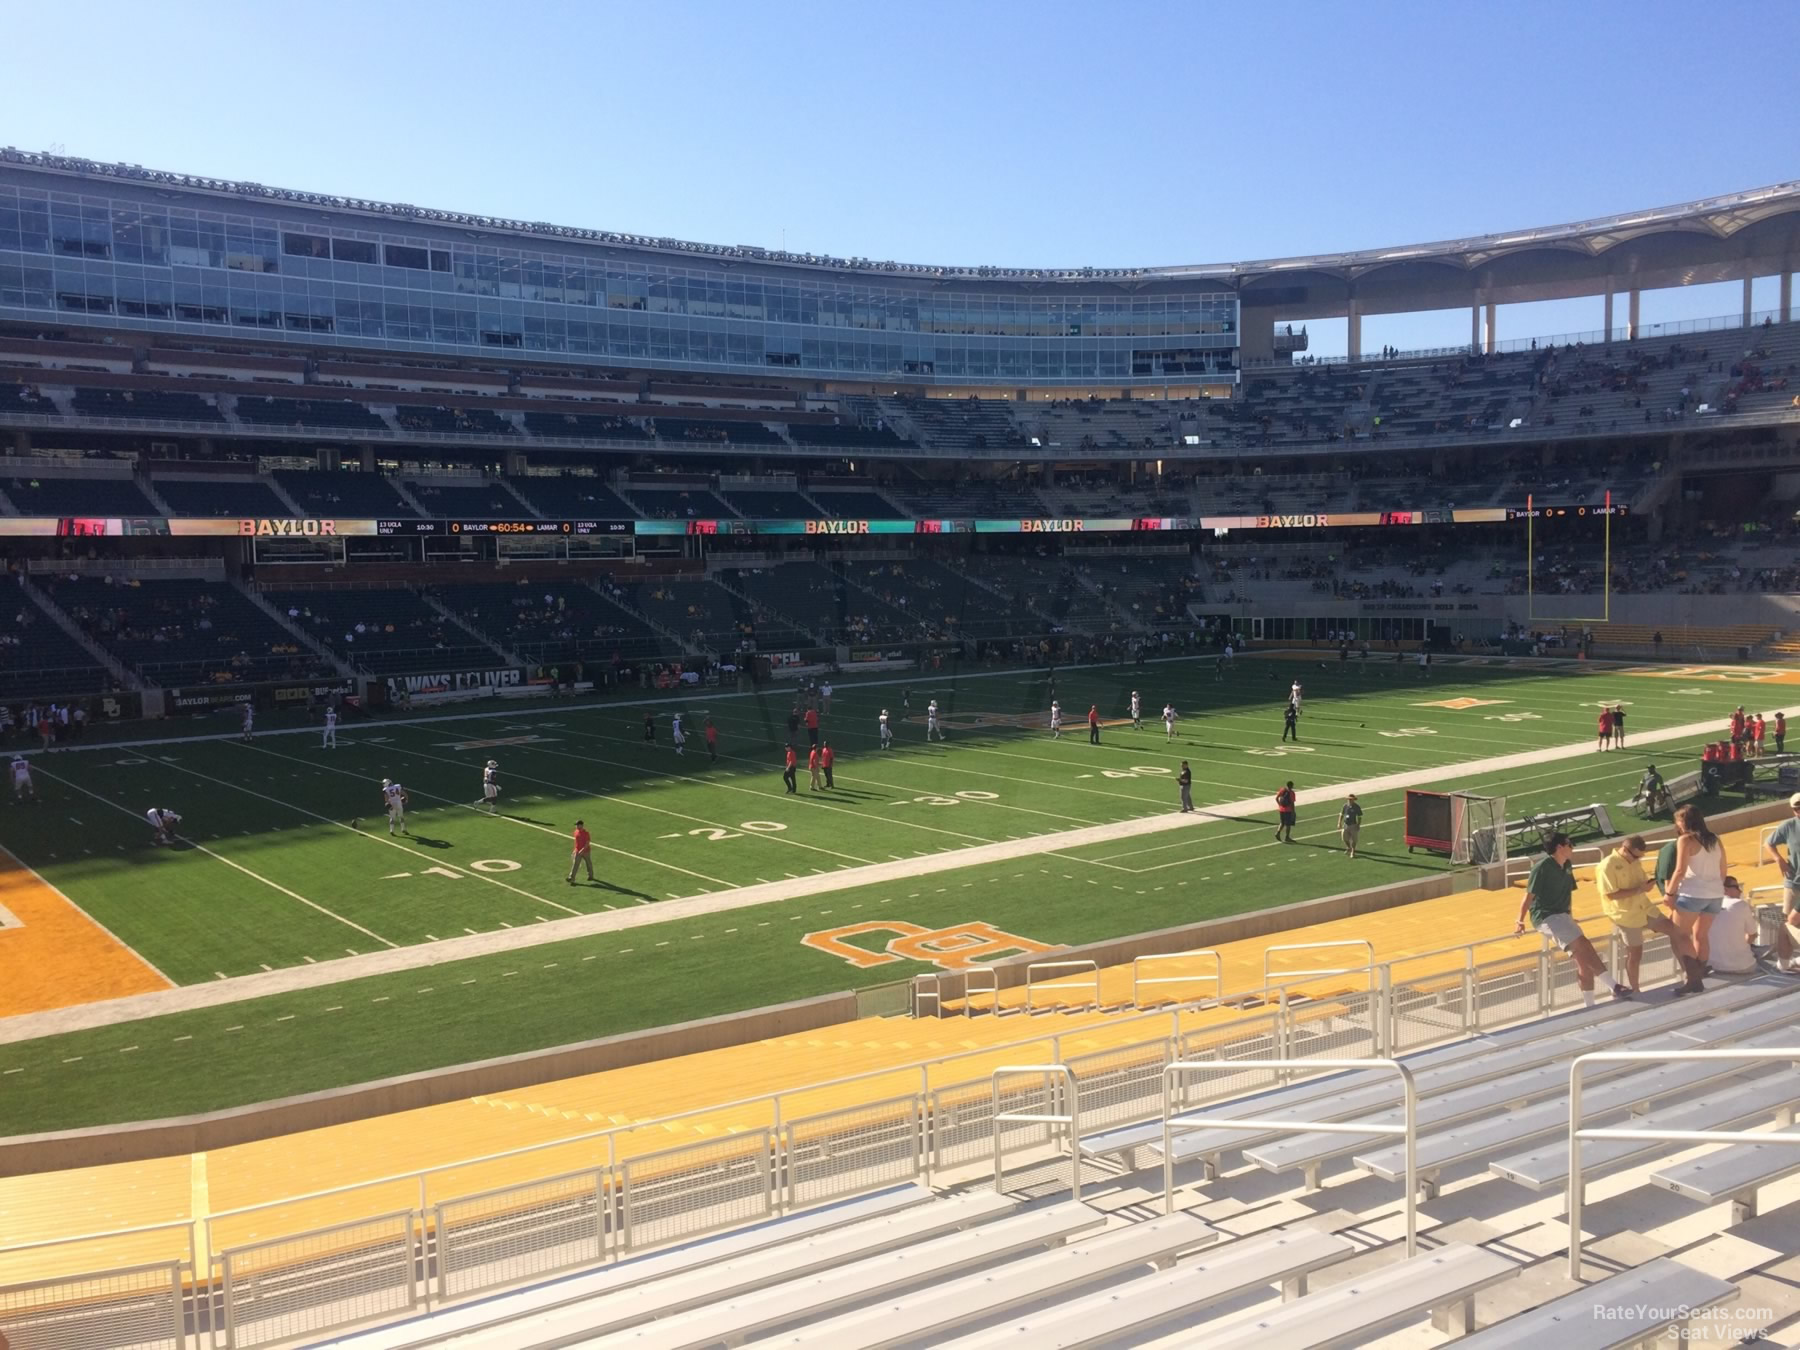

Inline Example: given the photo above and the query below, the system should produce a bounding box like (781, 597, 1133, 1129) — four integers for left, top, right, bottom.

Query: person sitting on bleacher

(1710, 877, 1760, 976)
(1516, 832, 1630, 1004)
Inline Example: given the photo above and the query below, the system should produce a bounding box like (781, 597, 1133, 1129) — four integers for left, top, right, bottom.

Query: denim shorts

(1672, 893, 1722, 915)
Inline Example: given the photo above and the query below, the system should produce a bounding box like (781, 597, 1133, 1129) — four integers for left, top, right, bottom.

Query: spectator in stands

(1598, 834, 1694, 993)
(1709, 876, 1760, 976)
(1663, 804, 1729, 990)
(1516, 832, 1630, 1004)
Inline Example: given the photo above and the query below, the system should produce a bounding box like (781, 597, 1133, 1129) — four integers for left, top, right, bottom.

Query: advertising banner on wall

(381, 667, 524, 699)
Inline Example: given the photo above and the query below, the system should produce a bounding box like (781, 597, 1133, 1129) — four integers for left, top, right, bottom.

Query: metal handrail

(1160, 1057, 1417, 1256)
(1024, 960, 1102, 1013)
(1133, 950, 1223, 1008)
(963, 965, 1000, 1017)
(992, 1065, 1081, 1203)
(1263, 939, 1376, 993)
(1568, 1047, 1800, 1278)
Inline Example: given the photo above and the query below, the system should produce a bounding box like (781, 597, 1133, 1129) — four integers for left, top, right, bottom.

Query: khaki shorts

(1612, 921, 1646, 949)
(1536, 913, 1584, 950)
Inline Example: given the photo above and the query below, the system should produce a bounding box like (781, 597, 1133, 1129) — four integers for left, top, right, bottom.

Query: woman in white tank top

(1664, 804, 1728, 977)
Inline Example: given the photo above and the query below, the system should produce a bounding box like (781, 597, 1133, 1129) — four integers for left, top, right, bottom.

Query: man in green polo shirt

(1515, 832, 1629, 1004)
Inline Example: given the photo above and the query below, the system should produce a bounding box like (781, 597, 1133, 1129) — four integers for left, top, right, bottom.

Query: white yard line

(29, 765, 401, 949)
(0, 711, 1730, 1044)
(365, 738, 879, 869)
(234, 741, 735, 888)
(146, 756, 594, 917)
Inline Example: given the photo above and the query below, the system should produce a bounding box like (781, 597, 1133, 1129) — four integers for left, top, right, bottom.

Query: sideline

(6, 649, 1706, 759)
(0, 711, 1727, 1044)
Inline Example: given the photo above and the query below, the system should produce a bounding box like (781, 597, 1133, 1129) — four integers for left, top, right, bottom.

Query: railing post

(1461, 947, 1476, 1034)
(1376, 964, 1393, 1057)
(1569, 1058, 1586, 1280)
(1537, 947, 1553, 1013)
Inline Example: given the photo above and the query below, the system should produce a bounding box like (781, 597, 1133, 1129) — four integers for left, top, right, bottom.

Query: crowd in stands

(49, 576, 330, 684)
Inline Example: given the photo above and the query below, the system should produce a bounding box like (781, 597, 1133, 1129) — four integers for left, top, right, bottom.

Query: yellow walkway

(2, 824, 1790, 1283)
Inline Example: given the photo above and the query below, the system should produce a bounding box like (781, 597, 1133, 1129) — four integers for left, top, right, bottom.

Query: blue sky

(7, 0, 1798, 356)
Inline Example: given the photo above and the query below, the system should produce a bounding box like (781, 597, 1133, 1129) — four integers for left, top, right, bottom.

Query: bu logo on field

(803, 920, 1054, 971)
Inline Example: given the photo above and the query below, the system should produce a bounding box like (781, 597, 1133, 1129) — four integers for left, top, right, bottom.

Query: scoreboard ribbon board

(4, 500, 1628, 539)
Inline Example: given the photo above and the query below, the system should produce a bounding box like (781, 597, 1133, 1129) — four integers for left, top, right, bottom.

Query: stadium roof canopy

(5, 148, 1797, 317)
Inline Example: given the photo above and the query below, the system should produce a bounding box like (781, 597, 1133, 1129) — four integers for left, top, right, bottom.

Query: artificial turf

(0, 652, 1784, 1132)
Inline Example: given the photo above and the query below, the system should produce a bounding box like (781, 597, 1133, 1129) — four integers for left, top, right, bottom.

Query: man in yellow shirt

(1597, 834, 1694, 992)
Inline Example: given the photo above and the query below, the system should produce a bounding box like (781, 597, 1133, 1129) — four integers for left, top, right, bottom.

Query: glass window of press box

(0, 185, 1238, 383)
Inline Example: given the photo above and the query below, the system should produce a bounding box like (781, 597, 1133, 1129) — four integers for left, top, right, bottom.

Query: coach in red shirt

(567, 820, 594, 884)
(783, 745, 798, 794)
(1274, 782, 1297, 843)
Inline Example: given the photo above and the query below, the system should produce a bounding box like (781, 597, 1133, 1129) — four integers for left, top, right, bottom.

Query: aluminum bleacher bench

(577, 1201, 1106, 1348)
(932, 1226, 1357, 1350)
(384, 1189, 1016, 1350)
(1252, 986, 1785, 1188)
(1506, 802, 1617, 848)
(1353, 1021, 1800, 1194)
(1489, 1067, 1800, 1192)
(312, 1185, 946, 1350)
(746, 1210, 1214, 1348)
(1190, 1241, 1519, 1346)
(1078, 999, 1650, 1179)
(1651, 1121, 1800, 1222)
(1453, 1257, 1738, 1349)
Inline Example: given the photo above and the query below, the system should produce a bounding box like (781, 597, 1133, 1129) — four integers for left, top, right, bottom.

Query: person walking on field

(567, 819, 595, 884)
(1130, 690, 1142, 731)
(1339, 794, 1362, 857)
(1516, 832, 1630, 1004)
(820, 741, 835, 789)
(1274, 781, 1297, 843)
(808, 743, 823, 791)
(805, 705, 820, 749)
(705, 717, 718, 762)
(1087, 704, 1101, 746)
(1596, 706, 1613, 751)
(1775, 710, 1787, 754)
(1177, 761, 1193, 813)
(1163, 702, 1177, 742)
(782, 744, 798, 794)
(1663, 803, 1729, 992)
(1282, 701, 1299, 743)
(1611, 705, 1626, 747)
(1598, 833, 1696, 993)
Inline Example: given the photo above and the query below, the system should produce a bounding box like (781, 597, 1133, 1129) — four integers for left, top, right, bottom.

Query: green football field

(0, 652, 1784, 1133)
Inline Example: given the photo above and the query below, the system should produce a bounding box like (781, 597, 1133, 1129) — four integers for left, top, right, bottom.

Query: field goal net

(1451, 792, 1507, 866)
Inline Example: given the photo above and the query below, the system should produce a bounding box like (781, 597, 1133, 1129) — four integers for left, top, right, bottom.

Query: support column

(359, 445, 375, 472)
(1602, 291, 1614, 341)
(1346, 298, 1362, 361)
(1470, 304, 1480, 353)
(1743, 274, 1755, 327)
(1627, 290, 1641, 341)
(1781, 270, 1793, 323)
(1484, 301, 1497, 355)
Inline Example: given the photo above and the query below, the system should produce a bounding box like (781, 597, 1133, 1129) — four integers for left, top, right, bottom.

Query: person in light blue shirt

(1766, 794, 1800, 973)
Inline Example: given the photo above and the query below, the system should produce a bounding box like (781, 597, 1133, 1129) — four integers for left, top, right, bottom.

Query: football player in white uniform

(381, 778, 408, 834)
(927, 699, 944, 741)
(321, 707, 338, 749)
(1163, 702, 1177, 741)
(11, 755, 35, 803)
(1049, 700, 1063, 739)
(1130, 690, 1142, 730)
(671, 712, 687, 756)
(878, 709, 893, 750)
(480, 760, 500, 813)
(146, 806, 182, 846)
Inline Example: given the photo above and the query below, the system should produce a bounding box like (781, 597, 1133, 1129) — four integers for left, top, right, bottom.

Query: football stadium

(3, 47, 1800, 1347)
